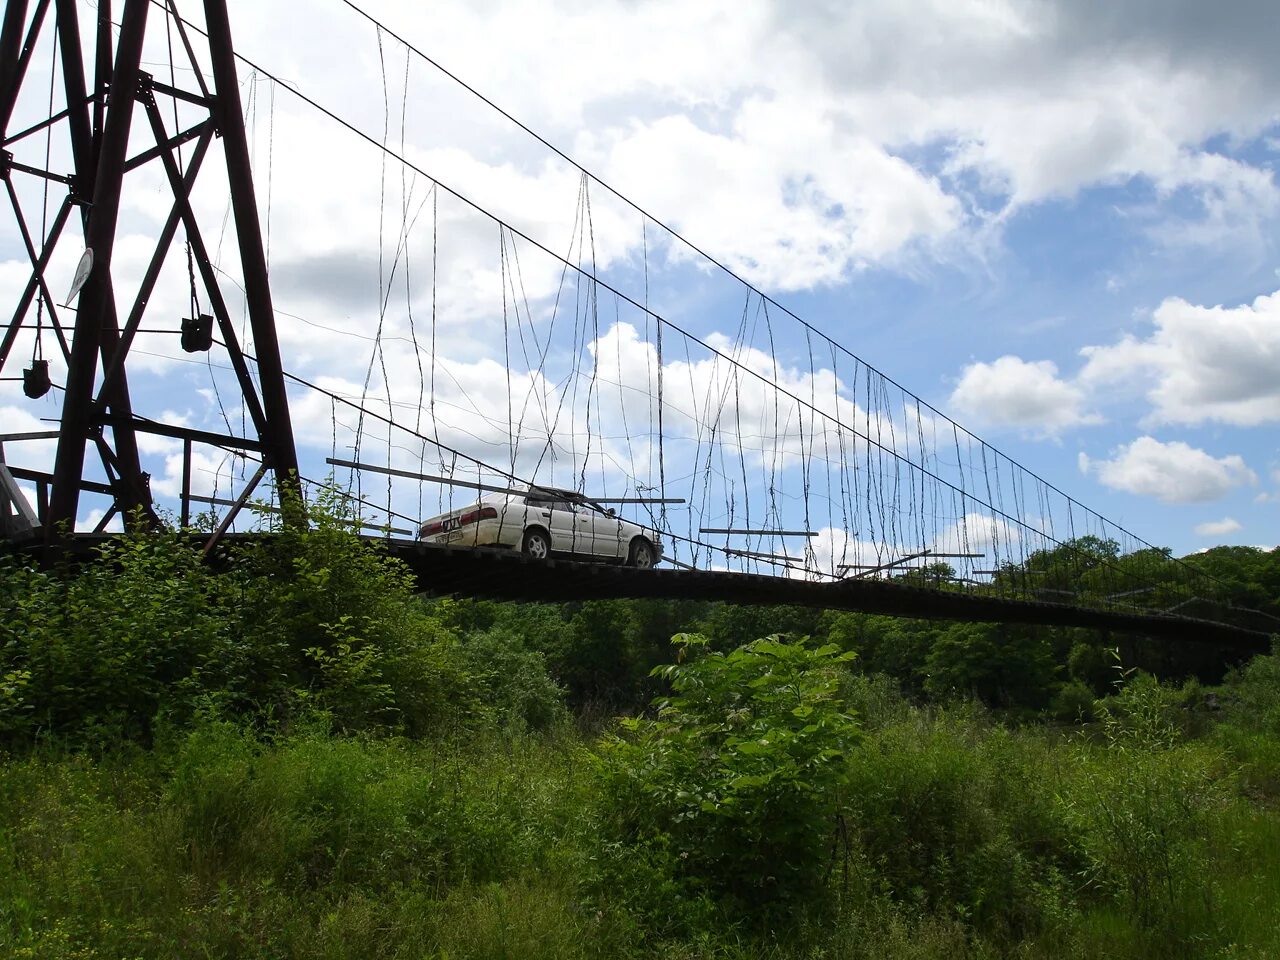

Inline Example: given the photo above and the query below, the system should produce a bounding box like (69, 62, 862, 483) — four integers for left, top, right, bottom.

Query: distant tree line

(449, 541, 1279, 717)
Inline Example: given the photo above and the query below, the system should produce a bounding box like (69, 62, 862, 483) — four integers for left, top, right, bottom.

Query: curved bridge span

(16, 533, 1270, 650)
(383, 540, 1273, 649)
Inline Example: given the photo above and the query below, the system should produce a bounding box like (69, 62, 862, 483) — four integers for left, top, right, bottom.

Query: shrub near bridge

(222, 511, 485, 736)
(0, 500, 569, 745)
(0, 531, 223, 743)
(843, 709, 1080, 939)
(596, 634, 860, 921)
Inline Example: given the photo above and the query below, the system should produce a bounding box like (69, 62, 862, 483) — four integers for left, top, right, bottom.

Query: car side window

(524, 496, 571, 511)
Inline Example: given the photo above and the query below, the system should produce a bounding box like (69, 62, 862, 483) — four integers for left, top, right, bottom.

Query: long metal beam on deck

(700, 528, 817, 537)
(327, 457, 686, 504)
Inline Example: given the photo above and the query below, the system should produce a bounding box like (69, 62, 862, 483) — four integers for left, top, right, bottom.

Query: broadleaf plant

(598, 633, 860, 918)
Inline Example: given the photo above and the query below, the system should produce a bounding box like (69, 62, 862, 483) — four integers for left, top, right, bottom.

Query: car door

(589, 506, 627, 559)
(547, 498, 592, 554)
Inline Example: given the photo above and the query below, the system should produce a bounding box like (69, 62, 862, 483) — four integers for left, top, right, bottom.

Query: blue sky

(2, 0, 1279, 568)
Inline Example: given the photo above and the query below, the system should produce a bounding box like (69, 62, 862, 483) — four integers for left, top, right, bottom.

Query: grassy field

(2, 672, 1278, 959)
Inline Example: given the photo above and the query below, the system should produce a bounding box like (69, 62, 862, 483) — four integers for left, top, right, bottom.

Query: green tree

(892, 560, 957, 588)
(598, 634, 860, 916)
(848, 615, 942, 692)
(1016, 535, 1121, 600)
(695, 602, 823, 649)
(1185, 546, 1280, 615)
(924, 623, 1058, 709)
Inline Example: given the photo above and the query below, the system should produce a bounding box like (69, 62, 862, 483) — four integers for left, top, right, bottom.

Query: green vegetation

(597, 634, 860, 922)
(2, 516, 1279, 958)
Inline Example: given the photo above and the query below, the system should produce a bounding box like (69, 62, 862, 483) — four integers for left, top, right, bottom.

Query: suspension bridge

(0, 0, 1272, 648)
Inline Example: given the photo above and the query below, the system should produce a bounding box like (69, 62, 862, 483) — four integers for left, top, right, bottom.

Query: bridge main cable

(170, 17, 1063, 553)
(155, 1, 1241, 611)
(328, 0, 1161, 565)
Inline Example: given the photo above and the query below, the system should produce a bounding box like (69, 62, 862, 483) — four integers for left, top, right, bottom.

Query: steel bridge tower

(0, 0, 297, 538)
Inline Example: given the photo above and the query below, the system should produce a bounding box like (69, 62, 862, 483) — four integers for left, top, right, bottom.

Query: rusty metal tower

(0, 0, 298, 538)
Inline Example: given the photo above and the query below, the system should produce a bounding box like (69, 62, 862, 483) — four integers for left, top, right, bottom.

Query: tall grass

(2, 681, 1277, 959)
(0, 723, 596, 959)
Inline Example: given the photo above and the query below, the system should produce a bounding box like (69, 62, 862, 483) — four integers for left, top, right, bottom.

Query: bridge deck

(7, 533, 1270, 650)
(381, 540, 1270, 648)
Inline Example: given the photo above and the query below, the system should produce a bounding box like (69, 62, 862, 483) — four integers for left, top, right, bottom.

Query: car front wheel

(628, 538, 655, 569)
(522, 528, 551, 561)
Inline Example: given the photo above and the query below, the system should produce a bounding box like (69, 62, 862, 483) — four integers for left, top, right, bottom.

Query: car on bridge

(417, 485, 663, 568)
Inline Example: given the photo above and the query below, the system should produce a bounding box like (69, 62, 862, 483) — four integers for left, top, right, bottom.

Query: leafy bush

(1219, 650, 1280, 736)
(458, 627, 568, 733)
(0, 498, 509, 744)
(1058, 740, 1229, 944)
(1214, 722, 1280, 802)
(596, 634, 860, 918)
(1058, 665, 1235, 947)
(1068, 640, 1114, 694)
(223, 496, 483, 735)
(839, 671, 911, 731)
(1096, 671, 1207, 747)
(0, 532, 223, 744)
(1051, 680, 1098, 724)
(1210, 651, 1280, 801)
(843, 710, 1078, 938)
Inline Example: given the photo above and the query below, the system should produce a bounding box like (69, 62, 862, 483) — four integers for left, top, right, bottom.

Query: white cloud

(5, 0, 1277, 364)
(758, 1, 1280, 254)
(1254, 468, 1280, 503)
(67, 0, 1270, 321)
(78, 509, 123, 534)
(793, 528, 892, 580)
(151, 447, 253, 501)
(1083, 436, 1257, 504)
(601, 107, 964, 290)
(933, 511, 1025, 565)
(1194, 517, 1242, 537)
(201, 0, 973, 302)
(1080, 288, 1280, 426)
(0, 405, 59, 474)
(948, 355, 1100, 435)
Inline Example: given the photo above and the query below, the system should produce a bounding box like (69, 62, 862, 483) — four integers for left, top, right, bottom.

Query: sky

(2, 0, 1279, 569)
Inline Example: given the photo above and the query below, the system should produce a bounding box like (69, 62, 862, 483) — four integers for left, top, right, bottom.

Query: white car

(417, 485, 663, 568)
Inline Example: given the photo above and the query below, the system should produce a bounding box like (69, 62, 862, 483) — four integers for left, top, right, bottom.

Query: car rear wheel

(628, 538, 655, 569)
(522, 528, 551, 561)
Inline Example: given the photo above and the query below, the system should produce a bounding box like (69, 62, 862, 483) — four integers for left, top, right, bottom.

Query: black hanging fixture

(181, 313, 213, 353)
(22, 359, 51, 398)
